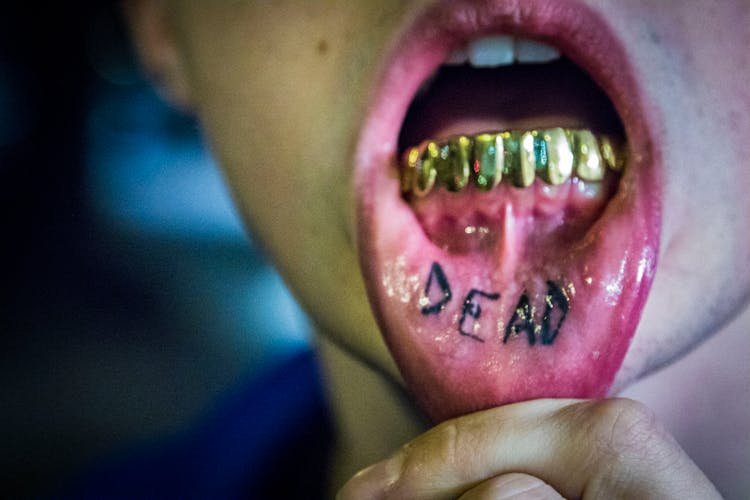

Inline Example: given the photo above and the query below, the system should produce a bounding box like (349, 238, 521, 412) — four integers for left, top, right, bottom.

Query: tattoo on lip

(420, 262, 570, 346)
(421, 262, 452, 315)
(459, 289, 500, 343)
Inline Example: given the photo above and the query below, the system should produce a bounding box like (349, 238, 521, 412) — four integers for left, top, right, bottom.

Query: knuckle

(396, 417, 473, 485)
(569, 399, 693, 497)
(424, 418, 464, 469)
(587, 398, 671, 462)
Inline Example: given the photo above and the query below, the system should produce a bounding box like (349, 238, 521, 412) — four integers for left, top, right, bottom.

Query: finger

(338, 398, 720, 500)
(457, 473, 563, 500)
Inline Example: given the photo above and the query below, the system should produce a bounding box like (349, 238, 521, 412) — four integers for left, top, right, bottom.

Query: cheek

(174, 2, 412, 364)
(634, 1, 750, 277)
(609, 0, 750, 383)
(663, 3, 750, 276)
(187, 40, 354, 252)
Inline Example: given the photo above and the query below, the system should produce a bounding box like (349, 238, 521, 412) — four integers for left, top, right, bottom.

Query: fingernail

(337, 454, 403, 500)
(492, 473, 564, 500)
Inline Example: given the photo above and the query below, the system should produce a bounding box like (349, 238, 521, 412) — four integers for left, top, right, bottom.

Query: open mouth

(355, 0, 662, 423)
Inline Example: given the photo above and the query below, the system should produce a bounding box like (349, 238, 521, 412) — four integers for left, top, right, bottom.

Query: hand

(337, 398, 721, 499)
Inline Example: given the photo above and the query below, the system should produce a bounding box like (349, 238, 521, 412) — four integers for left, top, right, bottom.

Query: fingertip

(458, 473, 564, 500)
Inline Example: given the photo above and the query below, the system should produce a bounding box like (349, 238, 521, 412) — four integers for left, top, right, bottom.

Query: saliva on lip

(428, 211, 498, 254)
(401, 127, 626, 198)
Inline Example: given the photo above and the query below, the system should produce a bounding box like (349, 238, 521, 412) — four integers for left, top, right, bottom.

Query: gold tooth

(499, 131, 519, 179)
(454, 136, 472, 191)
(401, 146, 420, 193)
(599, 135, 626, 172)
(435, 136, 471, 192)
(539, 128, 573, 185)
(516, 131, 537, 188)
(414, 141, 439, 197)
(473, 133, 503, 190)
(572, 130, 605, 181)
(400, 128, 625, 196)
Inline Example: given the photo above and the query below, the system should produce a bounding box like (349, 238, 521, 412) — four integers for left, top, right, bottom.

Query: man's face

(160, 0, 750, 420)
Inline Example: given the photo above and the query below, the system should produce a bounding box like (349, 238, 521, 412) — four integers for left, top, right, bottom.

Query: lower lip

(355, 0, 662, 422)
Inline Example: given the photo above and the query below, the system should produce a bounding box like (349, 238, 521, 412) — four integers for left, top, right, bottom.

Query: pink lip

(355, 0, 662, 422)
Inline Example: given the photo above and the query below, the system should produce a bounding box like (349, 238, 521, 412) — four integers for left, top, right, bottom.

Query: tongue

(359, 139, 658, 423)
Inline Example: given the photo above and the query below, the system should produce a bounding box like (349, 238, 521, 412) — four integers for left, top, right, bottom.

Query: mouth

(355, 0, 661, 423)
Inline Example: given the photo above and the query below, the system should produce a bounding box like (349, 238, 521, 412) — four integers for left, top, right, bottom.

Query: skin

(126, 0, 749, 497)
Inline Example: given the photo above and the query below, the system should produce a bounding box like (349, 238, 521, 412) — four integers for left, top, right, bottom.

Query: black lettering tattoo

(420, 262, 569, 347)
(458, 289, 501, 343)
(503, 293, 537, 345)
(503, 282, 570, 345)
(540, 281, 569, 345)
(421, 262, 452, 315)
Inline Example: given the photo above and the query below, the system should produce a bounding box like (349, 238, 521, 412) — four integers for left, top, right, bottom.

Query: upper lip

(355, 0, 657, 192)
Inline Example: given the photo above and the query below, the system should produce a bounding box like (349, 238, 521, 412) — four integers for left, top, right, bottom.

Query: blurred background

(1, 3, 330, 496)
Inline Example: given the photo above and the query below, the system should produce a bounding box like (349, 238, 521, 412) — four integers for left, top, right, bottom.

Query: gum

(410, 172, 619, 256)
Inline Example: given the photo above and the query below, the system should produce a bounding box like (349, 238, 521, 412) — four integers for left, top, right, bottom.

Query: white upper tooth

(514, 39, 561, 63)
(467, 35, 514, 67)
(445, 47, 469, 65)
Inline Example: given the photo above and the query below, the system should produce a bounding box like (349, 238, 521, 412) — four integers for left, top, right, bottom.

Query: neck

(316, 335, 428, 495)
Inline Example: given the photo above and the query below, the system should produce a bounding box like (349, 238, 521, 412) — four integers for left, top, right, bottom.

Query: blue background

(0, 4, 327, 496)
